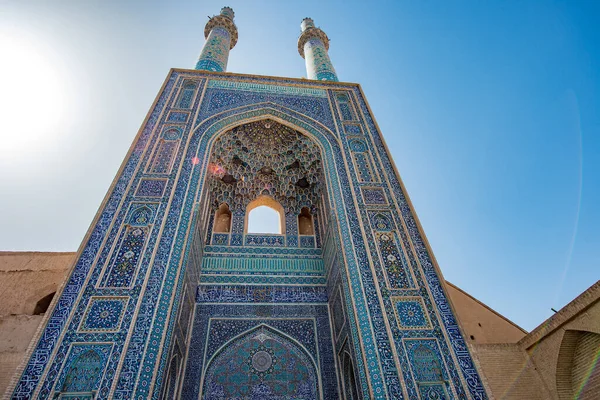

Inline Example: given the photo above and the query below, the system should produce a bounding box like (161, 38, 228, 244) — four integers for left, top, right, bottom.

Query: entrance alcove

(204, 119, 327, 248)
(178, 116, 347, 400)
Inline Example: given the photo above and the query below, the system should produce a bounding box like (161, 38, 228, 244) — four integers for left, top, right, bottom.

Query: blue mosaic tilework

(202, 326, 318, 399)
(199, 274, 327, 285)
(245, 234, 285, 247)
(207, 80, 327, 98)
(53, 343, 112, 397)
(211, 233, 229, 245)
(299, 235, 315, 248)
(167, 111, 189, 123)
(135, 178, 167, 197)
(161, 126, 183, 140)
(127, 203, 158, 226)
(10, 73, 179, 400)
(335, 92, 355, 120)
(181, 304, 337, 400)
(148, 140, 179, 174)
(352, 86, 488, 398)
(361, 187, 388, 205)
(197, 88, 335, 132)
(196, 285, 328, 303)
(204, 245, 323, 257)
(404, 339, 448, 383)
(189, 102, 388, 397)
(353, 152, 375, 183)
(99, 226, 148, 288)
(201, 256, 324, 275)
(392, 297, 432, 330)
(57, 393, 95, 400)
(196, 26, 231, 72)
(230, 233, 243, 246)
(343, 123, 363, 135)
(176, 81, 198, 109)
(375, 231, 414, 289)
(330, 289, 345, 335)
(368, 211, 394, 231)
(419, 383, 450, 399)
(79, 297, 128, 332)
(302, 37, 338, 82)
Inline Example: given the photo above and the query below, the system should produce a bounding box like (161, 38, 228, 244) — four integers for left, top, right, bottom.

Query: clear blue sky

(1, 0, 598, 332)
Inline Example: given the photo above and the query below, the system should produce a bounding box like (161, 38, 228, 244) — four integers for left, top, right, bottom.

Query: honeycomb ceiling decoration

(208, 119, 324, 214)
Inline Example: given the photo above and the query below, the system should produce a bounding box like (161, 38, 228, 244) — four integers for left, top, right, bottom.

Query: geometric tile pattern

(135, 178, 167, 197)
(53, 343, 112, 398)
(79, 297, 128, 332)
(404, 339, 448, 383)
(418, 383, 450, 400)
(361, 187, 387, 205)
(176, 81, 198, 109)
(391, 297, 431, 330)
(202, 325, 318, 398)
(181, 304, 337, 400)
(167, 111, 189, 123)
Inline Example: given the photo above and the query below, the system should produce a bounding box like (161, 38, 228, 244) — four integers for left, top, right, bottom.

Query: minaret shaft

(298, 18, 338, 81)
(195, 7, 238, 72)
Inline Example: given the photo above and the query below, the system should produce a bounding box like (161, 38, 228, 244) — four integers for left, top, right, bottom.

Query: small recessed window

(214, 203, 232, 233)
(33, 292, 56, 315)
(298, 207, 314, 235)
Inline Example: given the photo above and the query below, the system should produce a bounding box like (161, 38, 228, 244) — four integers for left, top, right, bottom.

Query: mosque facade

(3, 7, 599, 400)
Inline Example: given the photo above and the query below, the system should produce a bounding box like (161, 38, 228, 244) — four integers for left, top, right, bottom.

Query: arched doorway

(201, 325, 319, 399)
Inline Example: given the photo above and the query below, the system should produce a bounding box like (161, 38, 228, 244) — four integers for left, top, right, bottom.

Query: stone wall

(475, 280, 600, 400)
(0, 252, 75, 396)
(445, 281, 527, 344)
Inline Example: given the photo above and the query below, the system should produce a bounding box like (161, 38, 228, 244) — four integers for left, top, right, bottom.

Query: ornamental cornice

(297, 27, 330, 58)
(204, 15, 238, 49)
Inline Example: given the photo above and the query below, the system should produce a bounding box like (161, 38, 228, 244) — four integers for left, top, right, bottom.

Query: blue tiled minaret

(297, 18, 338, 81)
(195, 7, 238, 72)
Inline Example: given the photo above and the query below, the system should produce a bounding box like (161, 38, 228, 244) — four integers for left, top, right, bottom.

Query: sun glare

(0, 33, 66, 158)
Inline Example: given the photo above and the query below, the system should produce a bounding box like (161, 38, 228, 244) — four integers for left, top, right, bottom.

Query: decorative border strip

(207, 79, 328, 98)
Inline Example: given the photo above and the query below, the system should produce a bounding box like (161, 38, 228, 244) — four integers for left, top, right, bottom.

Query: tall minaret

(195, 7, 238, 72)
(297, 18, 338, 81)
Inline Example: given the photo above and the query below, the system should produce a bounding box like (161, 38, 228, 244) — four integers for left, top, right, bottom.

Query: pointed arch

(213, 203, 232, 233)
(201, 324, 320, 399)
(129, 205, 154, 226)
(185, 104, 372, 398)
(298, 206, 315, 235)
(245, 196, 285, 234)
(61, 349, 104, 393)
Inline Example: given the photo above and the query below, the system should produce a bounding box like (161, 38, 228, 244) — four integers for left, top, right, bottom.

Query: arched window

(33, 292, 55, 315)
(298, 207, 314, 235)
(213, 203, 232, 233)
(246, 196, 284, 234)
